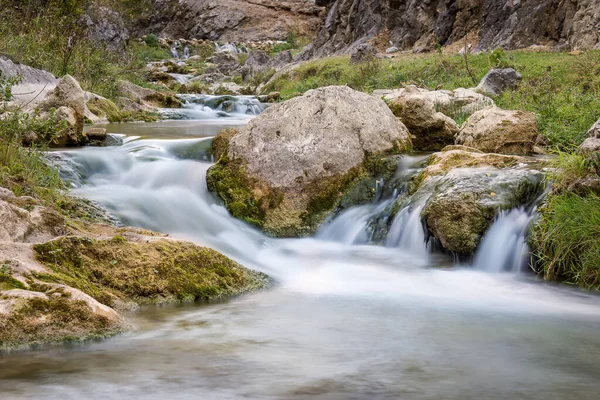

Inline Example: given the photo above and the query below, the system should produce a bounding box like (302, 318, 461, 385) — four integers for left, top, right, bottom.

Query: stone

(385, 46, 399, 54)
(206, 85, 411, 237)
(117, 80, 182, 109)
(456, 108, 541, 155)
(87, 128, 108, 141)
(37, 75, 87, 146)
(79, 5, 129, 51)
(382, 86, 495, 122)
(0, 55, 58, 111)
(586, 118, 600, 138)
(412, 147, 544, 255)
(304, 0, 600, 58)
(476, 68, 523, 96)
(387, 85, 459, 151)
(350, 43, 377, 64)
(205, 52, 241, 75)
(580, 137, 600, 154)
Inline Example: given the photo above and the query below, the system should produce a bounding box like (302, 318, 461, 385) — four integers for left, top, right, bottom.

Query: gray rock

(580, 137, 600, 154)
(385, 46, 399, 54)
(80, 5, 129, 51)
(205, 52, 241, 75)
(207, 86, 412, 237)
(350, 43, 377, 64)
(386, 85, 459, 151)
(586, 118, 600, 138)
(457, 108, 540, 155)
(0, 56, 58, 110)
(476, 68, 522, 96)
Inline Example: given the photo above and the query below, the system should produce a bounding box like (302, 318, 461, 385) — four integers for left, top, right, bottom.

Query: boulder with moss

(116, 80, 182, 112)
(456, 108, 541, 155)
(207, 86, 412, 237)
(410, 147, 545, 255)
(85, 92, 123, 123)
(387, 85, 460, 151)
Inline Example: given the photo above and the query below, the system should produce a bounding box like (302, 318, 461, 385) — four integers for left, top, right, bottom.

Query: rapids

(2, 99, 600, 399)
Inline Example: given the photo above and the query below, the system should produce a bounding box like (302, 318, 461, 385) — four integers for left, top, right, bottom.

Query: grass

(264, 50, 600, 150)
(533, 151, 600, 289)
(535, 192, 600, 289)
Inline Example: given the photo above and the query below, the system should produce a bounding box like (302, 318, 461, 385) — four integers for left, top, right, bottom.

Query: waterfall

(170, 46, 179, 59)
(161, 95, 269, 120)
(183, 46, 190, 60)
(316, 200, 395, 245)
(215, 42, 241, 54)
(473, 207, 536, 273)
(385, 204, 428, 258)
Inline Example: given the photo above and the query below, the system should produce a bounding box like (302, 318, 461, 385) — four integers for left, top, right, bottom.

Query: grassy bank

(533, 153, 600, 289)
(265, 50, 600, 150)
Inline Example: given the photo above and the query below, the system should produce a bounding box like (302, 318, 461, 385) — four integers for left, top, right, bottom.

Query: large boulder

(580, 137, 600, 154)
(37, 75, 87, 146)
(0, 55, 58, 111)
(476, 68, 522, 96)
(412, 147, 544, 255)
(207, 86, 412, 237)
(456, 108, 541, 155)
(387, 86, 459, 151)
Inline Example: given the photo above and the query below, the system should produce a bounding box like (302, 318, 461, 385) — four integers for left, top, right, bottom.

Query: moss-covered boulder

(207, 86, 412, 237)
(33, 236, 271, 309)
(116, 80, 182, 111)
(412, 147, 545, 255)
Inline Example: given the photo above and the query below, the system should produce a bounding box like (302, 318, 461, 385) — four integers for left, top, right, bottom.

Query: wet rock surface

(207, 85, 411, 237)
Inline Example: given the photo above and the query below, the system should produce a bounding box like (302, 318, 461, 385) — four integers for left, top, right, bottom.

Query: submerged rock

(456, 108, 541, 155)
(207, 85, 412, 237)
(387, 85, 459, 151)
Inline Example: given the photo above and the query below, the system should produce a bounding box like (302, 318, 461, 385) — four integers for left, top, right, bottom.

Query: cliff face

(306, 0, 600, 56)
(132, 0, 325, 42)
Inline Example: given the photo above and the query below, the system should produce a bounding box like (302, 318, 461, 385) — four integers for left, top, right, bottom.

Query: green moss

(0, 294, 123, 351)
(206, 156, 267, 229)
(87, 97, 123, 123)
(211, 128, 238, 161)
(33, 236, 271, 309)
(0, 268, 25, 291)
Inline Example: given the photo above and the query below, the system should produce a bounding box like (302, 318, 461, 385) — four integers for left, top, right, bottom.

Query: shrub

(144, 34, 159, 48)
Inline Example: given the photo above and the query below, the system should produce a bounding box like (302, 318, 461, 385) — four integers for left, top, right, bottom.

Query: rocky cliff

(132, 0, 325, 42)
(305, 0, 600, 56)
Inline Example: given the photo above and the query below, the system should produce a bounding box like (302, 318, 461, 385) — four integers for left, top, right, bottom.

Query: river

(1, 98, 600, 399)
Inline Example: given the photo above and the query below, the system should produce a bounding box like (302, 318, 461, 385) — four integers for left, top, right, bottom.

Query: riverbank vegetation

(265, 50, 600, 150)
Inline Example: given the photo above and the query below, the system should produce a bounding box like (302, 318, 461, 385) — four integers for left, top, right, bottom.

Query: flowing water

(2, 99, 600, 399)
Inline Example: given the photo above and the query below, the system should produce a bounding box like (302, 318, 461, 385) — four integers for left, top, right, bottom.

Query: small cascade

(170, 46, 179, 59)
(473, 207, 536, 273)
(317, 200, 395, 245)
(163, 94, 268, 120)
(183, 46, 190, 60)
(385, 204, 428, 258)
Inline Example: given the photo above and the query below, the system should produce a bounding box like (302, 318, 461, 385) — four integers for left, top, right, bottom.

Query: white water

(474, 207, 536, 273)
(3, 107, 600, 399)
(168, 73, 194, 84)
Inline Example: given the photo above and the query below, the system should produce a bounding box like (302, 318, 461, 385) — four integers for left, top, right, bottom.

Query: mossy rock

(0, 293, 124, 351)
(211, 128, 238, 161)
(33, 236, 272, 309)
(87, 97, 123, 123)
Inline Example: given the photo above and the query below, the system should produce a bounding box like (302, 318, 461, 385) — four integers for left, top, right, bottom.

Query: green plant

(144, 34, 159, 47)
